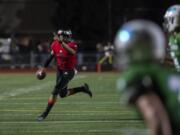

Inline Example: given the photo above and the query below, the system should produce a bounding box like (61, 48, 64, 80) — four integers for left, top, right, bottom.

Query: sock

(43, 96, 56, 117)
(67, 86, 85, 96)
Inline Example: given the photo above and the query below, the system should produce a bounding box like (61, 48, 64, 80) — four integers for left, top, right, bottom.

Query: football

(36, 70, 46, 80)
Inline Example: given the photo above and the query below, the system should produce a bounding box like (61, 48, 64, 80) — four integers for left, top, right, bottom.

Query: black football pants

(52, 69, 75, 97)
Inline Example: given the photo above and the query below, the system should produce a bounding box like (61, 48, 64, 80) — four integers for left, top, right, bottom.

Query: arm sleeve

(43, 51, 54, 68)
(69, 42, 78, 52)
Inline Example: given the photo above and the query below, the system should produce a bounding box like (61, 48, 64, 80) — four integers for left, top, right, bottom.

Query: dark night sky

(0, 0, 180, 51)
(52, 0, 180, 42)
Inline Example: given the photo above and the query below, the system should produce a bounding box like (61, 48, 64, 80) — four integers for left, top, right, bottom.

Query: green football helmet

(164, 5, 180, 33)
(114, 20, 166, 69)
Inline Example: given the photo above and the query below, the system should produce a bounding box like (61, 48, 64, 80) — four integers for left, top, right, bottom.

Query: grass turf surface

(0, 72, 145, 135)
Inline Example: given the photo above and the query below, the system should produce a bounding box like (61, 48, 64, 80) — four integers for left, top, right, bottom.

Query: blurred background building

(0, 0, 179, 71)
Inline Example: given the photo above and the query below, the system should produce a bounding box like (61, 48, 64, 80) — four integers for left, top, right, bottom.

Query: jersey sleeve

(42, 41, 56, 68)
(50, 40, 58, 54)
(68, 42, 78, 52)
(43, 53, 54, 68)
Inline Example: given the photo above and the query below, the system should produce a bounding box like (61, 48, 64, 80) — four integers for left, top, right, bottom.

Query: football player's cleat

(83, 83, 92, 98)
(37, 112, 47, 121)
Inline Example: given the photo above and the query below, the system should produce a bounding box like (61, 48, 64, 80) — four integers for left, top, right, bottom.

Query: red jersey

(51, 40, 77, 70)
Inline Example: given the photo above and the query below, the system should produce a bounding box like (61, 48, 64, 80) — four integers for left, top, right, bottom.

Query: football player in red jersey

(37, 30, 92, 121)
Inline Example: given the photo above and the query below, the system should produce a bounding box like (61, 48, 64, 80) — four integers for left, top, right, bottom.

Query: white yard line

(0, 129, 147, 135)
(0, 110, 126, 113)
(0, 101, 119, 105)
(0, 113, 129, 116)
(7, 94, 118, 100)
(0, 120, 142, 124)
(0, 81, 53, 100)
(0, 129, 148, 134)
(0, 129, 122, 133)
(0, 75, 87, 100)
(74, 74, 87, 79)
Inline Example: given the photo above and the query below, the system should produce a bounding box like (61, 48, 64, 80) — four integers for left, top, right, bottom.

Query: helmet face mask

(114, 20, 166, 70)
(164, 5, 180, 33)
(57, 29, 72, 41)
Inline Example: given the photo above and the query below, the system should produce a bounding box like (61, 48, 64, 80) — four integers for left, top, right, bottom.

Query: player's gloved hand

(59, 35, 64, 42)
(38, 67, 46, 73)
(53, 32, 60, 41)
(53, 35, 59, 41)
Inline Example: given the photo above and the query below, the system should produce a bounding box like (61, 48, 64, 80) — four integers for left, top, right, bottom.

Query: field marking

(0, 129, 147, 135)
(0, 110, 130, 113)
(0, 101, 119, 105)
(0, 129, 144, 134)
(74, 74, 87, 79)
(0, 120, 142, 124)
(0, 129, 122, 133)
(7, 94, 119, 100)
(0, 81, 53, 100)
(0, 113, 131, 116)
(0, 74, 87, 101)
(0, 129, 148, 134)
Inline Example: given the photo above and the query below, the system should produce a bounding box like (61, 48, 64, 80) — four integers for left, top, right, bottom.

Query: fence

(0, 52, 114, 71)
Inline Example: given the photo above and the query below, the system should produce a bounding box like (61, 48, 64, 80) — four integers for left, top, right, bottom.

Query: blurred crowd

(0, 34, 51, 68)
(0, 34, 114, 70)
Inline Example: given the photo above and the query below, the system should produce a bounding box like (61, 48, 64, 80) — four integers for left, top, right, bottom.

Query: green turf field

(0, 72, 145, 135)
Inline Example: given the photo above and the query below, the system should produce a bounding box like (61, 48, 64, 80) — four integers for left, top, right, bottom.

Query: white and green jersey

(117, 64, 180, 135)
(168, 33, 180, 72)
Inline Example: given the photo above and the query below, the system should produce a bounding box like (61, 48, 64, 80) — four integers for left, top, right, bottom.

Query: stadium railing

(0, 52, 114, 71)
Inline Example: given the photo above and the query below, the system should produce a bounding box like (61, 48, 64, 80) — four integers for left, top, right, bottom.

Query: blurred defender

(115, 20, 180, 135)
(37, 30, 92, 121)
(164, 5, 180, 71)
